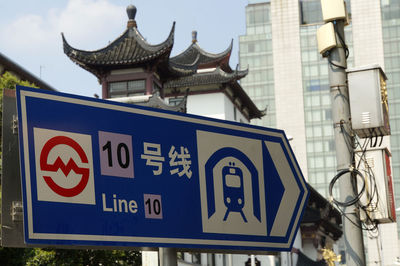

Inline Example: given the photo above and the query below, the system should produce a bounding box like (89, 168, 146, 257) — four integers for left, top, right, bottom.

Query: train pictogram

(222, 162, 247, 222)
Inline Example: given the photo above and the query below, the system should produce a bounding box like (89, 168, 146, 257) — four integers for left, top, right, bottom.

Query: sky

(0, 0, 249, 97)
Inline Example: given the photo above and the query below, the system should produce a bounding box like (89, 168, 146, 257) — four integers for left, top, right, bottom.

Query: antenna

(40, 65, 45, 79)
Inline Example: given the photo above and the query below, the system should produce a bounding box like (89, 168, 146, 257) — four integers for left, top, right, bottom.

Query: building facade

(239, 0, 400, 264)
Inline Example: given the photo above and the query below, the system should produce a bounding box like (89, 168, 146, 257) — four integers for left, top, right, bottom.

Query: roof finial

(192, 30, 197, 44)
(127, 4, 137, 28)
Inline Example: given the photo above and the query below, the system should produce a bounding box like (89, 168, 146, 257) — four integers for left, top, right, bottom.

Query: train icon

(222, 162, 247, 222)
(198, 131, 267, 236)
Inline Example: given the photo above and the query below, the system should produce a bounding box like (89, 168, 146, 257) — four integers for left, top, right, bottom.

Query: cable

(378, 135, 384, 147)
(329, 168, 365, 207)
(333, 21, 349, 59)
(330, 136, 382, 233)
(326, 21, 349, 69)
(328, 54, 346, 69)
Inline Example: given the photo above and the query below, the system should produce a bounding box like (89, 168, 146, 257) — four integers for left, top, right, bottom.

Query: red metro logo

(34, 128, 95, 205)
(40, 136, 89, 197)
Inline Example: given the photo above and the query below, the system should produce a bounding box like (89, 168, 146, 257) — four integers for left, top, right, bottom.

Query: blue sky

(0, 0, 248, 97)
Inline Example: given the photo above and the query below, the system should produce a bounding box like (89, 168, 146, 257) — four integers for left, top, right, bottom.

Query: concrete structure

(239, 0, 400, 264)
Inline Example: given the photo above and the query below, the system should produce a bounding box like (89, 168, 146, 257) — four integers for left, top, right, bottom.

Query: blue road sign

(16, 86, 309, 252)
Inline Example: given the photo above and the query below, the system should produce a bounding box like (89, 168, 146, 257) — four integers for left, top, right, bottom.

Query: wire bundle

(329, 126, 381, 236)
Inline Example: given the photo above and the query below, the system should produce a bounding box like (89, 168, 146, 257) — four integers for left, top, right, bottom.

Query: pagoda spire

(126, 4, 137, 28)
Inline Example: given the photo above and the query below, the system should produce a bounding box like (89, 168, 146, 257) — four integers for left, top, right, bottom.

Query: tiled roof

(165, 67, 264, 120)
(164, 67, 247, 88)
(170, 40, 233, 71)
(62, 24, 176, 79)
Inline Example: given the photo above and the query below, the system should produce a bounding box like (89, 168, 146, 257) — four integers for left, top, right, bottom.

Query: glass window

(310, 65, 319, 76)
(382, 0, 400, 20)
(169, 97, 184, 106)
(306, 110, 313, 122)
(325, 156, 336, 167)
(306, 126, 314, 137)
(300, 0, 323, 25)
(109, 79, 146, 98)
(322, 94, 331, 105)
(127, 80, 146, 96)
(307, 142, 314, 152)
(314, 141, 323, 152)
(309, 51, 318, 61)
(305, 97, 311, 107)
(312, 110, 321, 121)
(109, 81, 126, 93)
(325, 109, 332, 120)
(329, 140, 336, 151)
(315, 157, 324, 167)
(324, 124, 333, 136)
(309, 157, 315, 168)
(316, 172, 325, 184)
(314, 126, 322, 137)
(311, 95, 320, 106)
(320, 64, 328, 76)
(248, 43, 255, 53)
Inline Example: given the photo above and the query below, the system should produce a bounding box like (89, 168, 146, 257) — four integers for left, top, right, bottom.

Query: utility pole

(328, 20, 366, 265)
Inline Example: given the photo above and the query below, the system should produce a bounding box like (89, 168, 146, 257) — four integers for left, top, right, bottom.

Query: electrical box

(317, 22, 337, 56)
(356, 148, 396, 224)
(321, 0, 347, 22)
(347, 65, 390, 138)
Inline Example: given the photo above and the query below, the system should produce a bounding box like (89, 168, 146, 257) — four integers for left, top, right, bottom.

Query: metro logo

(34, 128, 95, 205)
(40, 136, 90, 198)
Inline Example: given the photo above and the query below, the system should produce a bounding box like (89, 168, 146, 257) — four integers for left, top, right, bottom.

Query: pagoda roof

(63, 22, 195, 80)
(109, 91, 188, 113)
(164, 67, 247, 88)
(170, 36, 233, 72)
(229, 81, 266, 120)
(165, 67, 265, 120)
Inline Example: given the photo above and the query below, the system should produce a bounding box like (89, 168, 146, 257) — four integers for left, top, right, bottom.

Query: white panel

(187, 92, 226, 119)
(321, 0, 346, 22)
(271, 0, 308, 179)
(317, 23, 337, 55)
(351, 0, 385, 68)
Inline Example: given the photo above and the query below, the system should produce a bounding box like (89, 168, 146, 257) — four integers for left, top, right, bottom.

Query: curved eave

(170, 39, 233, 69)
(229, 81, 265, 120)
(61, 22, 175, 69)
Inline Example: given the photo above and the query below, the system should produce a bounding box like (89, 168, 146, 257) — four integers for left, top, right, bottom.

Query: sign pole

(159, 248, 177, 266)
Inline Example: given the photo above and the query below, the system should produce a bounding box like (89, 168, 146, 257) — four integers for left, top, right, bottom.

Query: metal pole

(159, 248, 177, 266)
(251, 255, 255, 266)
(328, 20, 365, 265)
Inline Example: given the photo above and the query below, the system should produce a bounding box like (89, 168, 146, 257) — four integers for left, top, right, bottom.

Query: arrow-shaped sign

(16, 86, 309, 252)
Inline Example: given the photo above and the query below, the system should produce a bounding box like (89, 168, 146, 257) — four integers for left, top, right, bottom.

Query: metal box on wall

(347, 65, 390, 138)
(356, 147, 396, 223)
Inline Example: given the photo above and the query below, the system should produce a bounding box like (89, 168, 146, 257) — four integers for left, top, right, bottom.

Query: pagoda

(165, 31, 264, 121)
(63, 4, 264, 121)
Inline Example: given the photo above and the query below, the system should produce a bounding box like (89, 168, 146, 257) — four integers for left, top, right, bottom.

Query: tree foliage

(0, 72, 142, 265)
(25, 249, 142, 266)
(0, 71, 38, 165)
(0, 71, 38, 91)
